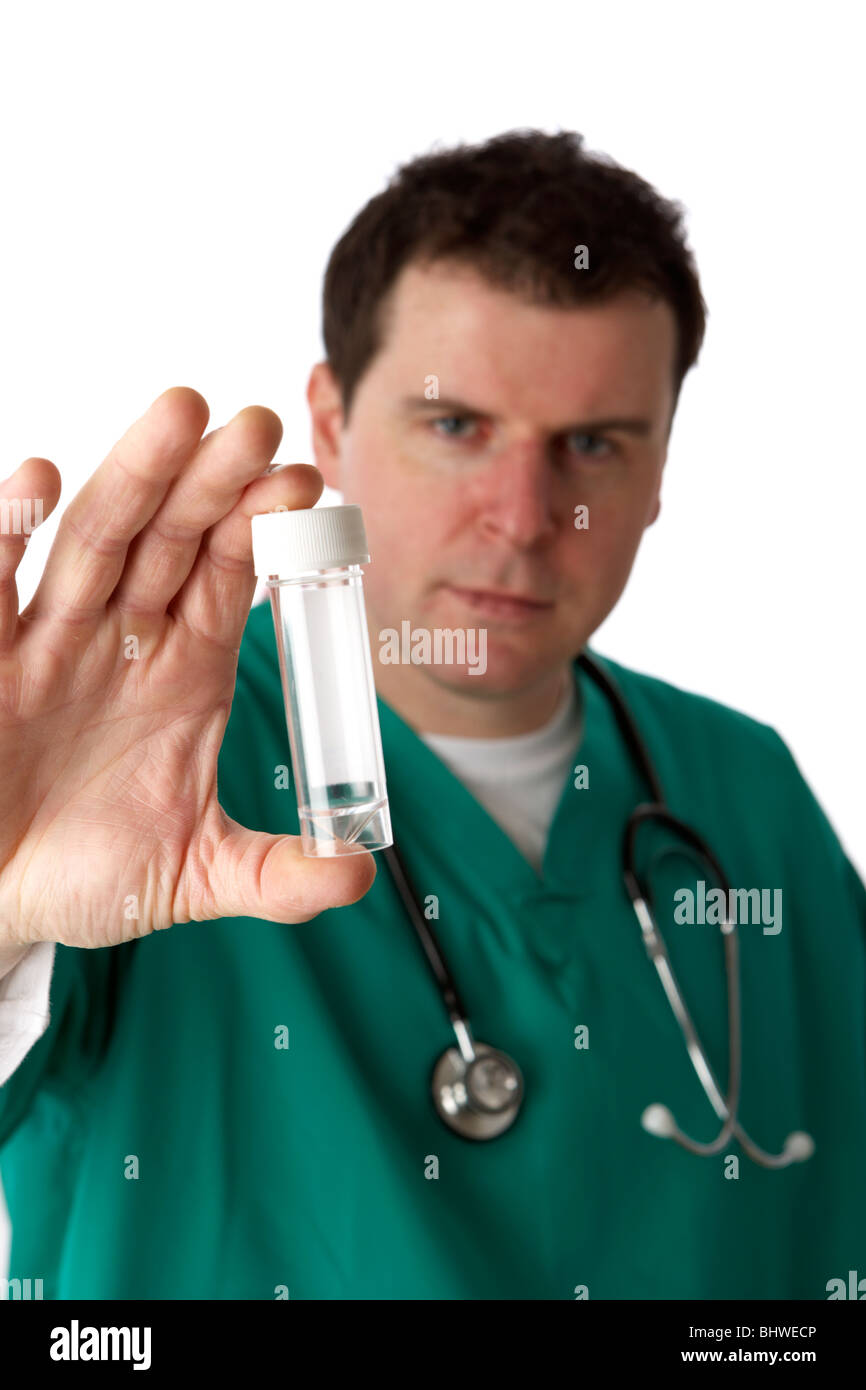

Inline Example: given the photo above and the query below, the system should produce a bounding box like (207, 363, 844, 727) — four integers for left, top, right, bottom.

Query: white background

(1, 0, 863, 1283)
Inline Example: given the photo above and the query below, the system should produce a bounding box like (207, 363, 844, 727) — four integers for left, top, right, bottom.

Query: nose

(473, 439, 558, 549)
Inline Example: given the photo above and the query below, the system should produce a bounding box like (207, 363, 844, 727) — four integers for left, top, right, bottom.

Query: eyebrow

(398, 395, 653, 436)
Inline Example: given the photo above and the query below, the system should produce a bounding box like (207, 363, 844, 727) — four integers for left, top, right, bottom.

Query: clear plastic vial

(251, 504, 393, 858)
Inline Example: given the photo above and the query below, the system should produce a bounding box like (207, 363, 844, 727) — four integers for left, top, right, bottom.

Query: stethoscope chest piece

(432, 1043, 524, 1140)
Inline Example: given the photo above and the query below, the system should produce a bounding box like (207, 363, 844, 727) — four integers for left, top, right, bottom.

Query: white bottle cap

(251, 504, 370, 578)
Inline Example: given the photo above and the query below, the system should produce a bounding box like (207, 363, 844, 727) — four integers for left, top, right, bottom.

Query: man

(1, 131, 863, 1300)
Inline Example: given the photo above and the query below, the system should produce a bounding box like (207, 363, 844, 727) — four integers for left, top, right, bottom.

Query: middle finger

(113, 405, 284, 615)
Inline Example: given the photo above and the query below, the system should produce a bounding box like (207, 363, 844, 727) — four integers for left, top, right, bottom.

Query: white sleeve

(0, 942, 56, 1088)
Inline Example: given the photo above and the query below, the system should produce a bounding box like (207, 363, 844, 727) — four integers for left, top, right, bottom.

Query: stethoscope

(382, 650, 815, 1165)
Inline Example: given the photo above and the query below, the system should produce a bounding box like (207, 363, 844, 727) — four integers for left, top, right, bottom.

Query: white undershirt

(420, 672, 584, 873)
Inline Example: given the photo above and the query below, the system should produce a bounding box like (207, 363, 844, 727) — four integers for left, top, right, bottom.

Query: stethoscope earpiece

(783, 1132, 816, 1162)
(641, 1103, 678, 1139)
(641, 1102, 816, 1166)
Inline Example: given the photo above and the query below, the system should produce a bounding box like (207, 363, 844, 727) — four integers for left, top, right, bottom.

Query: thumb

(204, 816, 377, 924)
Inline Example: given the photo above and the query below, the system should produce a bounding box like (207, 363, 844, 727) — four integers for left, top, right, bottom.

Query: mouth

(444, 584, 555, 622)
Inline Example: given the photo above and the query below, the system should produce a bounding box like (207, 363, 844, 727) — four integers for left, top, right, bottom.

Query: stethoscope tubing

(381, 649, 814, 1165)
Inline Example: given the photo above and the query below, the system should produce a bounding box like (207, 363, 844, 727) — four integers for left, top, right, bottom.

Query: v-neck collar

(377, 650, 645, 902)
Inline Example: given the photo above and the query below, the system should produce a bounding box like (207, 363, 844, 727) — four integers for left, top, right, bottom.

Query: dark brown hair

(322, 128, 707, 419)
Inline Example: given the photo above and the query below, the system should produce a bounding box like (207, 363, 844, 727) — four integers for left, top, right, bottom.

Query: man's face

(309, 259, 677, 696)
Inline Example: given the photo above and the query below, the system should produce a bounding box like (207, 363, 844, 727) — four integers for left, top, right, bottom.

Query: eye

(430, 415, 478, 440)
(563, 431, 614, 460)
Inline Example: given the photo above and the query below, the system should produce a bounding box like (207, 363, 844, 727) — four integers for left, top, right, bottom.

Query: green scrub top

(2, 599, 864, 1300)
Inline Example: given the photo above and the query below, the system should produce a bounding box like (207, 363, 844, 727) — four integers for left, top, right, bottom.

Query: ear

(306, 362, 345, 491)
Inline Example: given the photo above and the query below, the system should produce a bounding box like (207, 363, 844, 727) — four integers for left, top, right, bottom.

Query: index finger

(22, 387, 211, 631)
